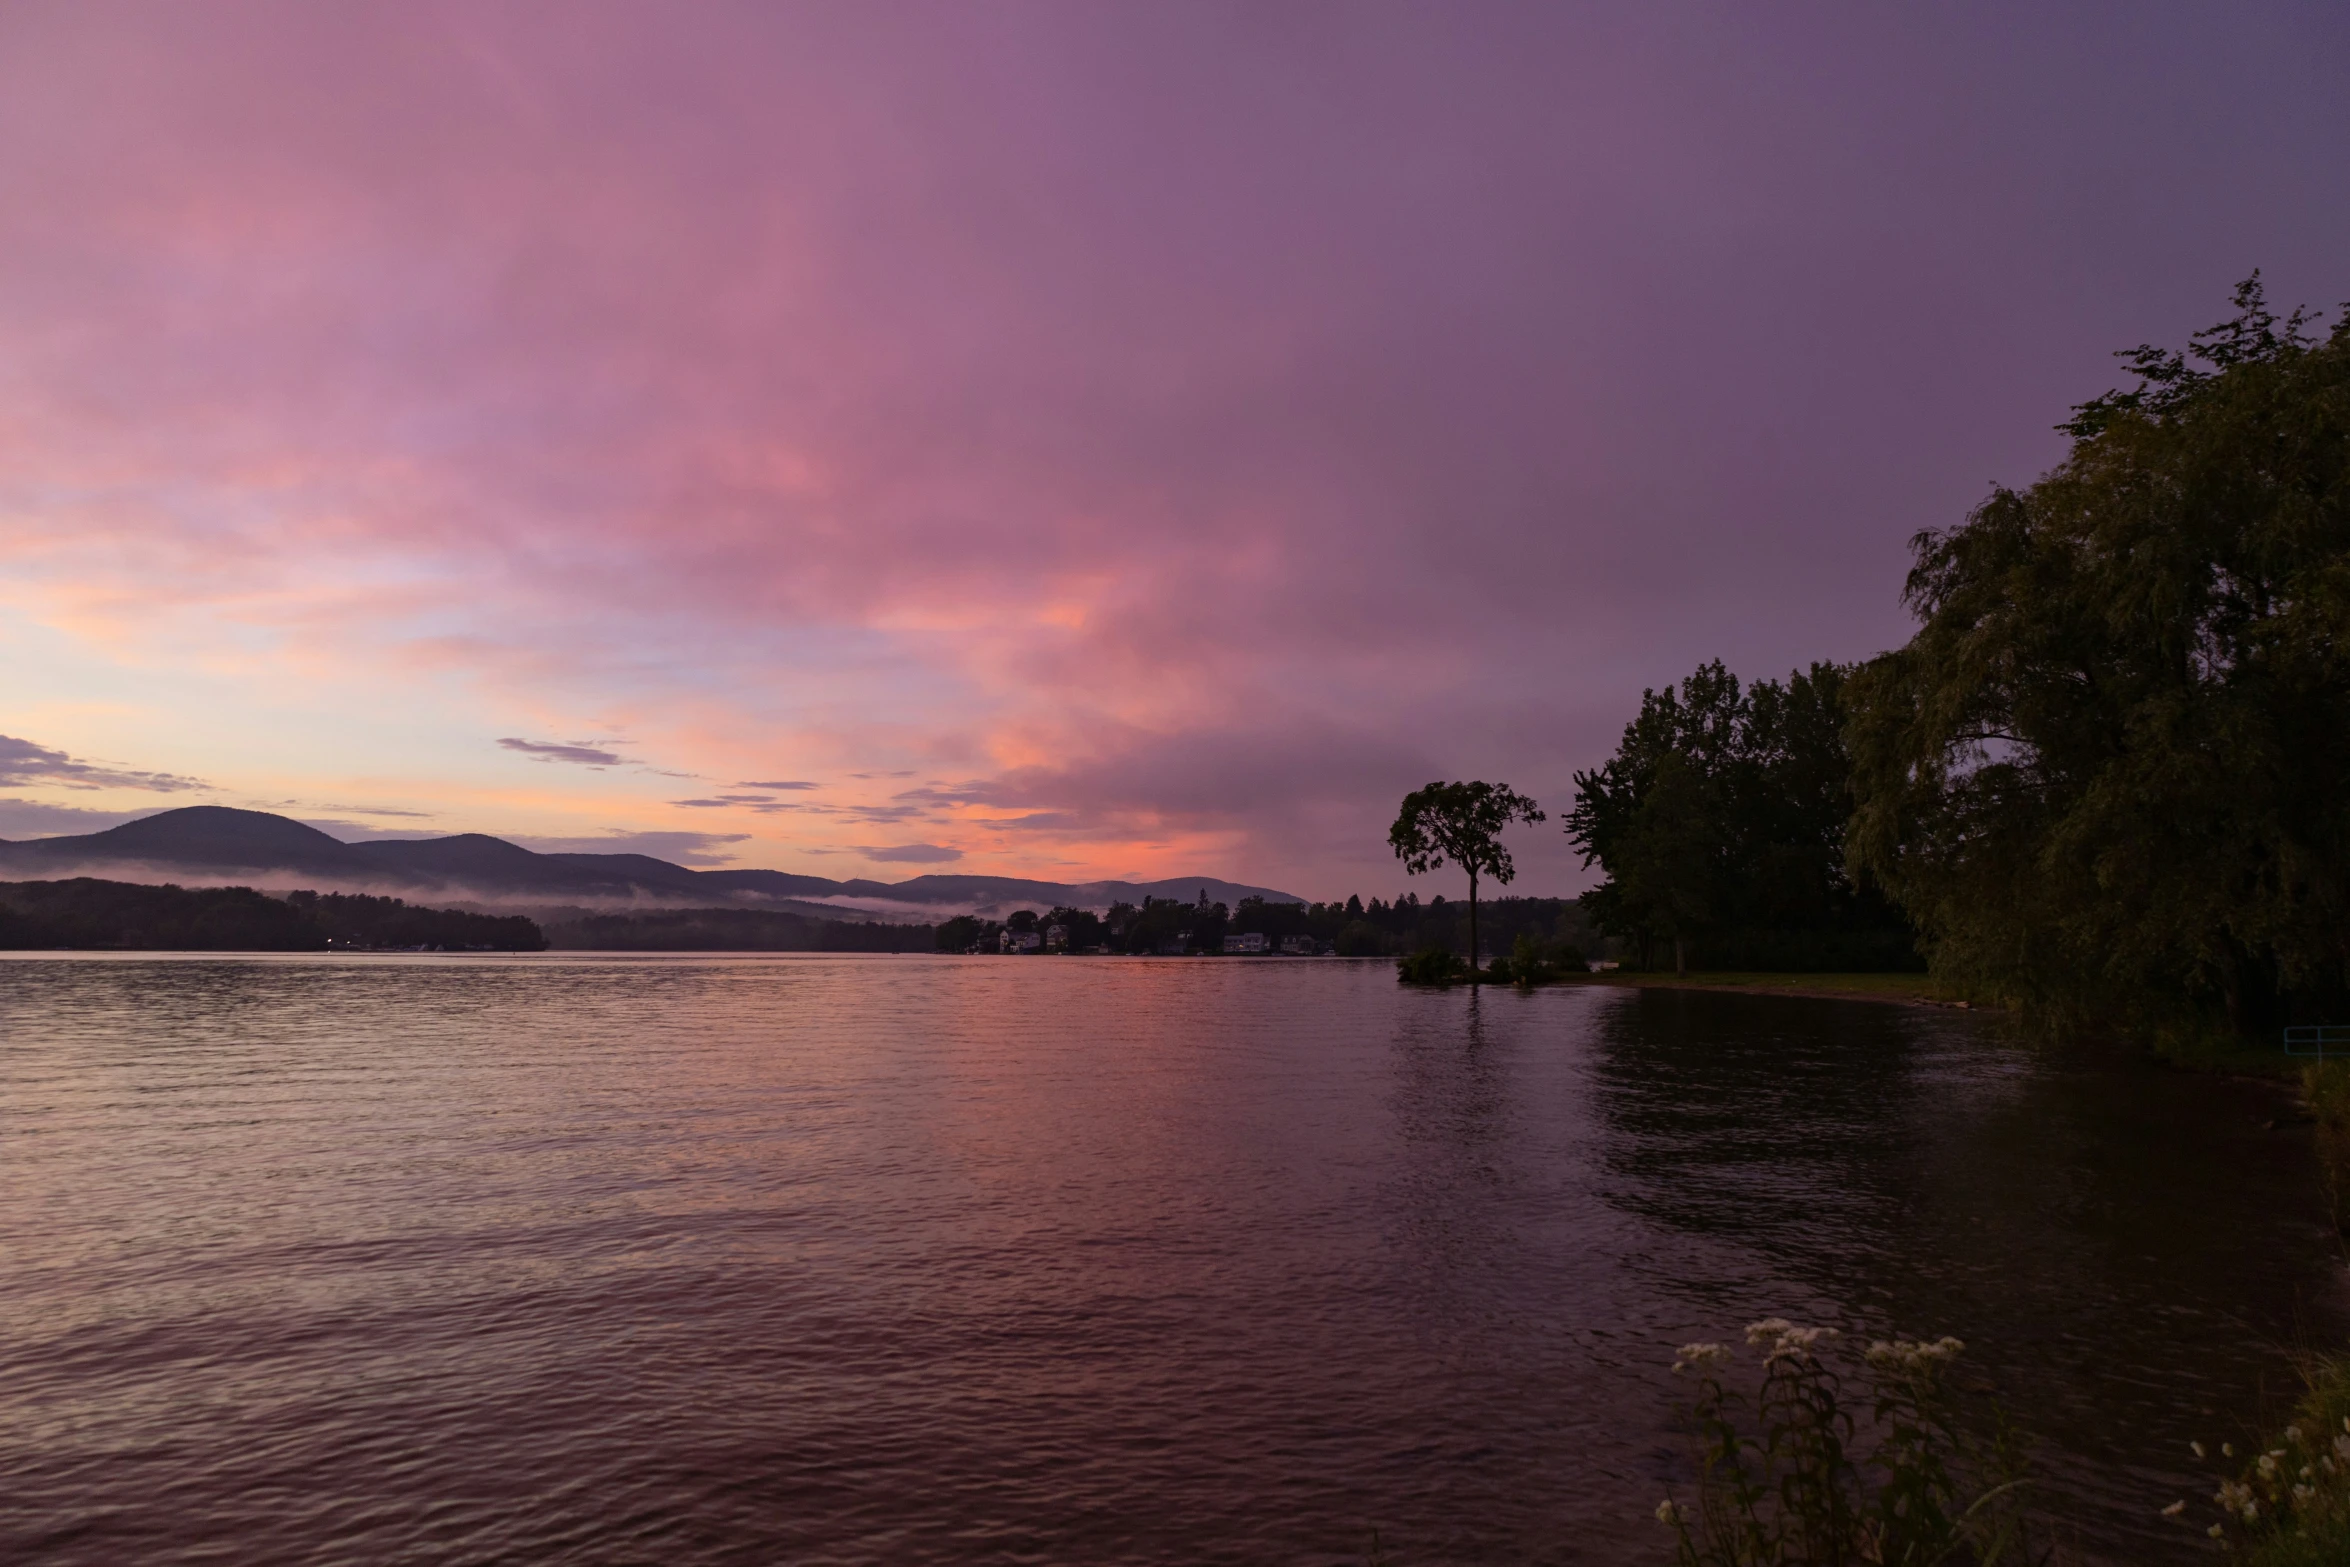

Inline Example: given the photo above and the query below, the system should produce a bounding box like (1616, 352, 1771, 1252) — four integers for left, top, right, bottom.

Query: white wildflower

(1749, 1323, 1839, 1363)
(2223, 1442, 2236, 1458)
(1745, 1317, 1794, 1346)
(2336, 1433, 2350, 1462)
(1866, 1335, 1964, 1374)
(2208, 1523, 2225, 1539)
(2287, 1423, 2304, 1444)
(1672, 1342, 1731, 1375)
(1655, 1499, 1682, 1526)
(2191, 1440, 2207, 1460)
(2293, 1483, 2314, 1503)
(2258, 1453, 2278, 1478)
(2160, 1499, 2186, 1517)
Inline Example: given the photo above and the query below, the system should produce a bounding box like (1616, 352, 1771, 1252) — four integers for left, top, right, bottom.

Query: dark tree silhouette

(1848, 275, 2350, 1035)
(1388, 780, 1545, 972)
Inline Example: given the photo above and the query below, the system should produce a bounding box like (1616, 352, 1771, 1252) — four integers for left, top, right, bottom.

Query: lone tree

(1388, 780, 1546, 972)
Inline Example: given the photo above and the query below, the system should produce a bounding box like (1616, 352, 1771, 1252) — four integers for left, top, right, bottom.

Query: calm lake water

(2, 955, 2343, 1565)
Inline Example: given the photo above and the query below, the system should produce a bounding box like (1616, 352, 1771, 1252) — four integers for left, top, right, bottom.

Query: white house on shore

(1223, 932, 1269, 954)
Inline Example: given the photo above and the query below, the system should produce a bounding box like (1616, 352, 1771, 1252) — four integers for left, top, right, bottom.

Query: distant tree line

(1566, 661, 1918, 974)
(1568, 278, 2350, 1040)
(934, 892, 1599, 961)
(0, 880, 545, 950)
(543, 908, 933, 951)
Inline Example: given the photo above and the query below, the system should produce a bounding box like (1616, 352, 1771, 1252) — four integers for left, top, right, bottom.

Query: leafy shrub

(1396, 948, 1470, 985)
(1655, 1318, 2039, 1565)
(2304, 1062, 2350, 1243)
(2176, 1355, 2350, 1563)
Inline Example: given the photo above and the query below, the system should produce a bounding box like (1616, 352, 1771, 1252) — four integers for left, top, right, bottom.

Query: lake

(2, 954, 2342, 1564)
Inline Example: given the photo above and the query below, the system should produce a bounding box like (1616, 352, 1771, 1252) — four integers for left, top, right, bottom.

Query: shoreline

(1571, 971, 1965, 1011)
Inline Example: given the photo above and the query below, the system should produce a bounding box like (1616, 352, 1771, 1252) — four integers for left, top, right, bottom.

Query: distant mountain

(0, 807, 401, 883)
(0, 806, 1305, 913)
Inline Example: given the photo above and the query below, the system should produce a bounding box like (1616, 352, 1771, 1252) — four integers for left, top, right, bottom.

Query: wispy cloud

(670, 792, 807, 814)
(738, 780, 819, 791)
(854, 843, 963, 864)
(498, 738, 626, 767)
(0, 735, 207, 793)
(308, 803, 436, 818)
(0, 799, 156, 837)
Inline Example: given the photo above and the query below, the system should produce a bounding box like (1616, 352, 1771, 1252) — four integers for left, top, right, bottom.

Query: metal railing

(2284, 1024, 2350, 1058)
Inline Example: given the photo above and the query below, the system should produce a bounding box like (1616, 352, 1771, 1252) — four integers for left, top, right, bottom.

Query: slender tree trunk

(1674, 935, 1686, 974)
(1468, 871, 1480, 976)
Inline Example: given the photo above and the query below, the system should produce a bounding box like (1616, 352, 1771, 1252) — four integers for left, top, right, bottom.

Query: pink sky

(2, 2, 2346, 897)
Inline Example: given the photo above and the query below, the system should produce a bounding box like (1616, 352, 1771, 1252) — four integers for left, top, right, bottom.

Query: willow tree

(1388, 780, 1545, 972)
(1846, 276, 2350, 1037)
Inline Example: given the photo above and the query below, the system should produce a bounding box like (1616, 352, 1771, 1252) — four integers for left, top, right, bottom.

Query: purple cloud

(855, 843, 964, 864)
(0, 735, 206, 793)
(499, 738, 626, 767)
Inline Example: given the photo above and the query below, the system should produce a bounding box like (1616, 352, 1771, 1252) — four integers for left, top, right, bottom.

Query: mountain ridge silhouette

(0, 806, 1305, 914)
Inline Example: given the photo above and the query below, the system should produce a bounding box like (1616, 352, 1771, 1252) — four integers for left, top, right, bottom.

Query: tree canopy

(1389, 780, 1545, 968)
(1566, 661, 1916, 972)
(1845, 276, 2350, 1036)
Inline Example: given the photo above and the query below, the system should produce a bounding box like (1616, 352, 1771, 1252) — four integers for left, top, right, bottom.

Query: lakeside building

(1000, 929, 1042, 954)
(1278, 935, 1316, 955)
(1044, 924, 1069, 952)
(1223, 932, 1269, 954)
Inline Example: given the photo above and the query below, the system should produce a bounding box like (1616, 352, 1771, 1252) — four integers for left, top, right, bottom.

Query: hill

(0, 807, 1304, 914)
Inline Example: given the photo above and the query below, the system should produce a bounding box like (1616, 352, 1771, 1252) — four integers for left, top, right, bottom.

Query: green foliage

(1568, 662, 1917, 972)
(1846, 278, 2350, 1037)
(1484, 929, 1584, 987)
(1657, 1320, 2039, 1566)
(2306, 1061, 2350, 1243)
(1389, 779, 1545, 968)
(1396, 947, 1471, 985)
(2179, 1355, 2350, 1563)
